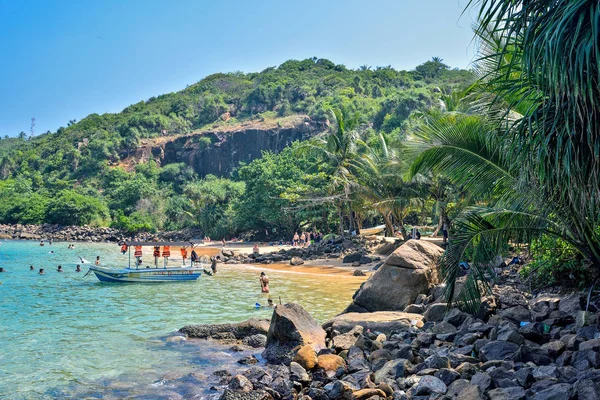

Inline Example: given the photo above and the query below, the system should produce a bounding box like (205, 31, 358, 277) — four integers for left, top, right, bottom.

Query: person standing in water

(210, 256, 218, 274)
(260, 272, 270, 293)
(95, 256, 100, 265)
(76, 265, 81, 272)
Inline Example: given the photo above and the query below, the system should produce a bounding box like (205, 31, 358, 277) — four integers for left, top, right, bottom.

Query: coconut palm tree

(407, 1, 600, 311)
(299, 109, 363, 235)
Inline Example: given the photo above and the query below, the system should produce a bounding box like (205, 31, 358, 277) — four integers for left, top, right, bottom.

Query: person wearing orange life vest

(180, 247, 188, 266)
(162, 246, 171, 268)
(134, 245, 143, 267)
(153, 246, 160, 267)
(120, 244, 128, 254)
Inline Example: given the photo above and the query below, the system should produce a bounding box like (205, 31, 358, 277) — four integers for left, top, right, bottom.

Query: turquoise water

(0, 240, 363, 399)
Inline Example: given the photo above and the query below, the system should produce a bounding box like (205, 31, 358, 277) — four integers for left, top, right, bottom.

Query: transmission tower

(30, 117, 35, 139)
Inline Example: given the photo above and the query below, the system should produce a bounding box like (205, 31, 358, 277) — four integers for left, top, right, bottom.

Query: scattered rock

(290, 257, 304, 266)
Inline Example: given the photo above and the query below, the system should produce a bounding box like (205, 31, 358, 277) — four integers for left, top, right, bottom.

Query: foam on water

(0, 240, 364, 399)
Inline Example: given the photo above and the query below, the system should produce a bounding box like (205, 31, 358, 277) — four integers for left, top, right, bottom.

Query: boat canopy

(123, 241, 200, 247)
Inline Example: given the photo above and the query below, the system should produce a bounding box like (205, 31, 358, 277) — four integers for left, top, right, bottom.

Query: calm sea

(0, 240, 363, 399)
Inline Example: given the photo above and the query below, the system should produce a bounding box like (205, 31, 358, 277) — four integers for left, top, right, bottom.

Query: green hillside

(0, 57, 473, 236)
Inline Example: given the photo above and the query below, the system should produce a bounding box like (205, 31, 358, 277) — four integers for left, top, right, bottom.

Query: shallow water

(0, 240, 365, 399)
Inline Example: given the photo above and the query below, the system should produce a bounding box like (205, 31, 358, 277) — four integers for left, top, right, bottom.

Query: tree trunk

(431, 204, 448, 237)
(382, 212, 394, 237)
(338, 204, 344, 236)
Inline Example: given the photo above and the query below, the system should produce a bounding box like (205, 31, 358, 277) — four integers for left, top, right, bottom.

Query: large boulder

(262, 303, 326, 364)
(180, 318, 269, 340)
(323, 311, 423, 336)
(345, 240, 443, 312)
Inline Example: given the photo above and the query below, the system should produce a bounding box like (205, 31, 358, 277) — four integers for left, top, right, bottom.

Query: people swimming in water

(95, 256, 100, 266)
(29, 265, 34, 271)
(39, 268, 45, 275)
(49, 251, 54, 254)
(75, 265, 81, 272)
(68, 244, 75, 249)
(0, 267, 5, 273)
(57, 265, 63, 272)
(78, 256, 90, 264)
(260, 272, 270, 293)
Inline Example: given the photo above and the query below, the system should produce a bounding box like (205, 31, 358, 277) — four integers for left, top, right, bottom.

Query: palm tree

(407, 1, 600, 311)
(353, 133, 424, 237)
(300, 109, 363, 235)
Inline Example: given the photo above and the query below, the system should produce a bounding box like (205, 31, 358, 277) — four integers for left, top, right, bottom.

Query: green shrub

(520, 235, 592, 289)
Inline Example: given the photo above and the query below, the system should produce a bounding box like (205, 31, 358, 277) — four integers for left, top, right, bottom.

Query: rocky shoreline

(176, 240, 600, 400)
(0, 223, 203, 243)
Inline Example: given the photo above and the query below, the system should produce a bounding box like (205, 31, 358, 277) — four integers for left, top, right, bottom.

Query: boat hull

(90, 266, 202, 283)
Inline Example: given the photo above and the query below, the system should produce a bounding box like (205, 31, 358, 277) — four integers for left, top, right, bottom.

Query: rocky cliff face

(132, 117, 320, 177)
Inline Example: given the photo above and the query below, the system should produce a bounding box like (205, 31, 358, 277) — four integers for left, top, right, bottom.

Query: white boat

(88, 241, 203, 283)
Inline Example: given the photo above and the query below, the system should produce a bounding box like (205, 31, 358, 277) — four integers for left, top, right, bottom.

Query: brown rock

(293, 344, 318, 370)
(352, 388, 387, 399)
(317, 354, 346, 372)
(346, 240, 443, 312)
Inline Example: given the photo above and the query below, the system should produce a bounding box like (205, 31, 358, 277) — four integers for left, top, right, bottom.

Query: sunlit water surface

(0, 241, 364, 399)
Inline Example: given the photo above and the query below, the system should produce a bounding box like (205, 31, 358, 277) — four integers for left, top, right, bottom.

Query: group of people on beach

(292, 231, 322, 247)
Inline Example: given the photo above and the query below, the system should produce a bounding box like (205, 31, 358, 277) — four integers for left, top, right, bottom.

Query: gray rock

(228, 374, 253, 392)
(435, 368, 460, 386)
(424, 303, 447, 322)
(219, 389, 273, 400)
(446, 379, 472, 397)
(332, 325, 363, 351)
(532, 383, 572, 400)
(431, 321, 457, 335)
(540, 340, 565, 358)
(479, 341, 520, 362)
(425, 355, 450, 369)
(499, 305, 531, 323)
(457, 384, 485, 400)
(414, 375, 447, 395)
(243, 334, 267, 348)
(532, 365, 558, 381)
(444, 308, 468, 327)
(558, 294, 582, 314)
(374, 358, 411, 383)
(488, 387, 526, 400)
(403, 304, 425, 314)
(289, 362, 309, 383)
(470, 372, 492, 391)
(574, 379, 600, 399)
(290, 257, 304, 266)
(342, 253, 363, 263)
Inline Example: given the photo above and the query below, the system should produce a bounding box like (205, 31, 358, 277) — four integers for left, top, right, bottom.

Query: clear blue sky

(0, 0, 475, 137)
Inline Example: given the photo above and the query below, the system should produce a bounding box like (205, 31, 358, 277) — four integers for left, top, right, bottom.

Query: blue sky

(0, 0, 475, 136)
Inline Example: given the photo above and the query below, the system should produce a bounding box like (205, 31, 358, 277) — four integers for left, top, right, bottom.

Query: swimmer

(78, 256, 90, 264)
(29, 265, 34, 271)
(267, 298, 274, 307)
(0, 267, 4, 273)
(95, 256, 100, 266)
(57, 265, 63, 272)
(49, 251, 54, 254)
(75, 265, 81, 272)
(260, 272, 270, 293)
(39, 268, 45, 275)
